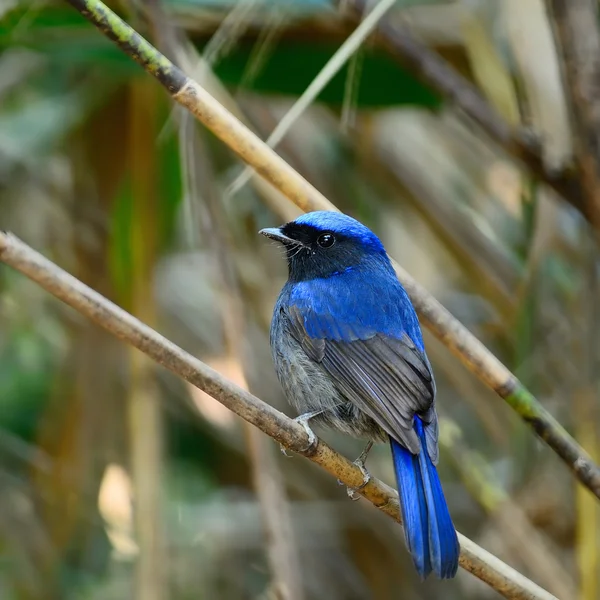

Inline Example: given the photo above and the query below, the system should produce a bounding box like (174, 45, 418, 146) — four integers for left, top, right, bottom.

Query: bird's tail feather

(390, 420, 459, 579)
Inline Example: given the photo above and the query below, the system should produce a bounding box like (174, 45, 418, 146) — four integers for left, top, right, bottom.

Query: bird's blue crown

(294, 211, 386, 254)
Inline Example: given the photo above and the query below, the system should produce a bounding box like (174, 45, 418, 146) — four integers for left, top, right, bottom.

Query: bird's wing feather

(286, 303, 436, 456)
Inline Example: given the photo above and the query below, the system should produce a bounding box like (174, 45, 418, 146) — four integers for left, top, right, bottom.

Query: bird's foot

(345, 441, 373, 501)
(280, 410, 322, 455)
(346, 462, 371, 500)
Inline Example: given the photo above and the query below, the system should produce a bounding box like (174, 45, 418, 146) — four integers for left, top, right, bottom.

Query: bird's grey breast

(270, 291, 341, 416)
(269, 286, 385, 441)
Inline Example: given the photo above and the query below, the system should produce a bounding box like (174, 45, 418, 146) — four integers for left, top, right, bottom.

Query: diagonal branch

(0, 230, 557, 600)
(64, 0, 600, 499)
(342, 0, 588, 223)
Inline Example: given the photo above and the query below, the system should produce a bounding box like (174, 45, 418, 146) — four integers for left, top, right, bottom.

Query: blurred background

(1, 0, 599, 598)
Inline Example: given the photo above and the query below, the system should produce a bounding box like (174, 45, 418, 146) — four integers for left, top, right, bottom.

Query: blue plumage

(391, 419, 460, 579)
(289, 265, 425, 350)
(261, 211, 459, 580)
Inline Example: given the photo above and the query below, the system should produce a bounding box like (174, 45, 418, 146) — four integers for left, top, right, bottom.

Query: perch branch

(63, 0, 600, 499)
(0, 230, 557, 600)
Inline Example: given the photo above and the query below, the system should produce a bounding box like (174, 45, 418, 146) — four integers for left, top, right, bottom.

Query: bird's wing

(285, 303, 437, 457)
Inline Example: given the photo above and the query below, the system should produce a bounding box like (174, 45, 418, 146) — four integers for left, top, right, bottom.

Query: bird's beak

(259, 227, 296, 245)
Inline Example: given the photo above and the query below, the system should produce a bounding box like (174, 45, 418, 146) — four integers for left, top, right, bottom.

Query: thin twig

(0, 231, 558, 600)
(201, 0, 259, 72)
(62, 0, 600, 499)
(226, 0, 397, 198)
(341, 0, 589, 223)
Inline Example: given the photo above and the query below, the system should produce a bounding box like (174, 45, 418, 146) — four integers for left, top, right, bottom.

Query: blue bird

(260, 211, 460, 580)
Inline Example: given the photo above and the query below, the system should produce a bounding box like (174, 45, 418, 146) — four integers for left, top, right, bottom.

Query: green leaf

(204, 38, 442, 108)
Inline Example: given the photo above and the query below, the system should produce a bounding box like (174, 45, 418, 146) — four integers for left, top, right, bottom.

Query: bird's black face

(260, 221, 379, 282)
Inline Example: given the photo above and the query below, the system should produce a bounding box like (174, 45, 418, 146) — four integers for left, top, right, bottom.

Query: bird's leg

(280, 410, 323, 456)
(346, 441, 373, 500)
(356, 440, 374, 467)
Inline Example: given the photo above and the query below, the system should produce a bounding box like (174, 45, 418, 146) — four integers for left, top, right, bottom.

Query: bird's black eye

(317, 232, 335, 248)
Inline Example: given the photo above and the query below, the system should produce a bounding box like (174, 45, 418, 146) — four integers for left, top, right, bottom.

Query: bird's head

(260, 211, 389, 282)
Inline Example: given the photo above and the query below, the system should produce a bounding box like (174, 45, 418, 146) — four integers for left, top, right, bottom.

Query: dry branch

(64, 0, 600, 499)
(0, 230, 557, 600)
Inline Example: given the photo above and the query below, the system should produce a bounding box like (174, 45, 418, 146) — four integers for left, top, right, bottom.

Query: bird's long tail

(390, 419, 459, 579)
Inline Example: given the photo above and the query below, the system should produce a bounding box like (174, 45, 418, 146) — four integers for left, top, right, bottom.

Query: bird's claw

(279, 444, 292, 457)
(294, 412, 320, 453)
(346, 461, 371, 500)
(345, 441, 373, 500)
